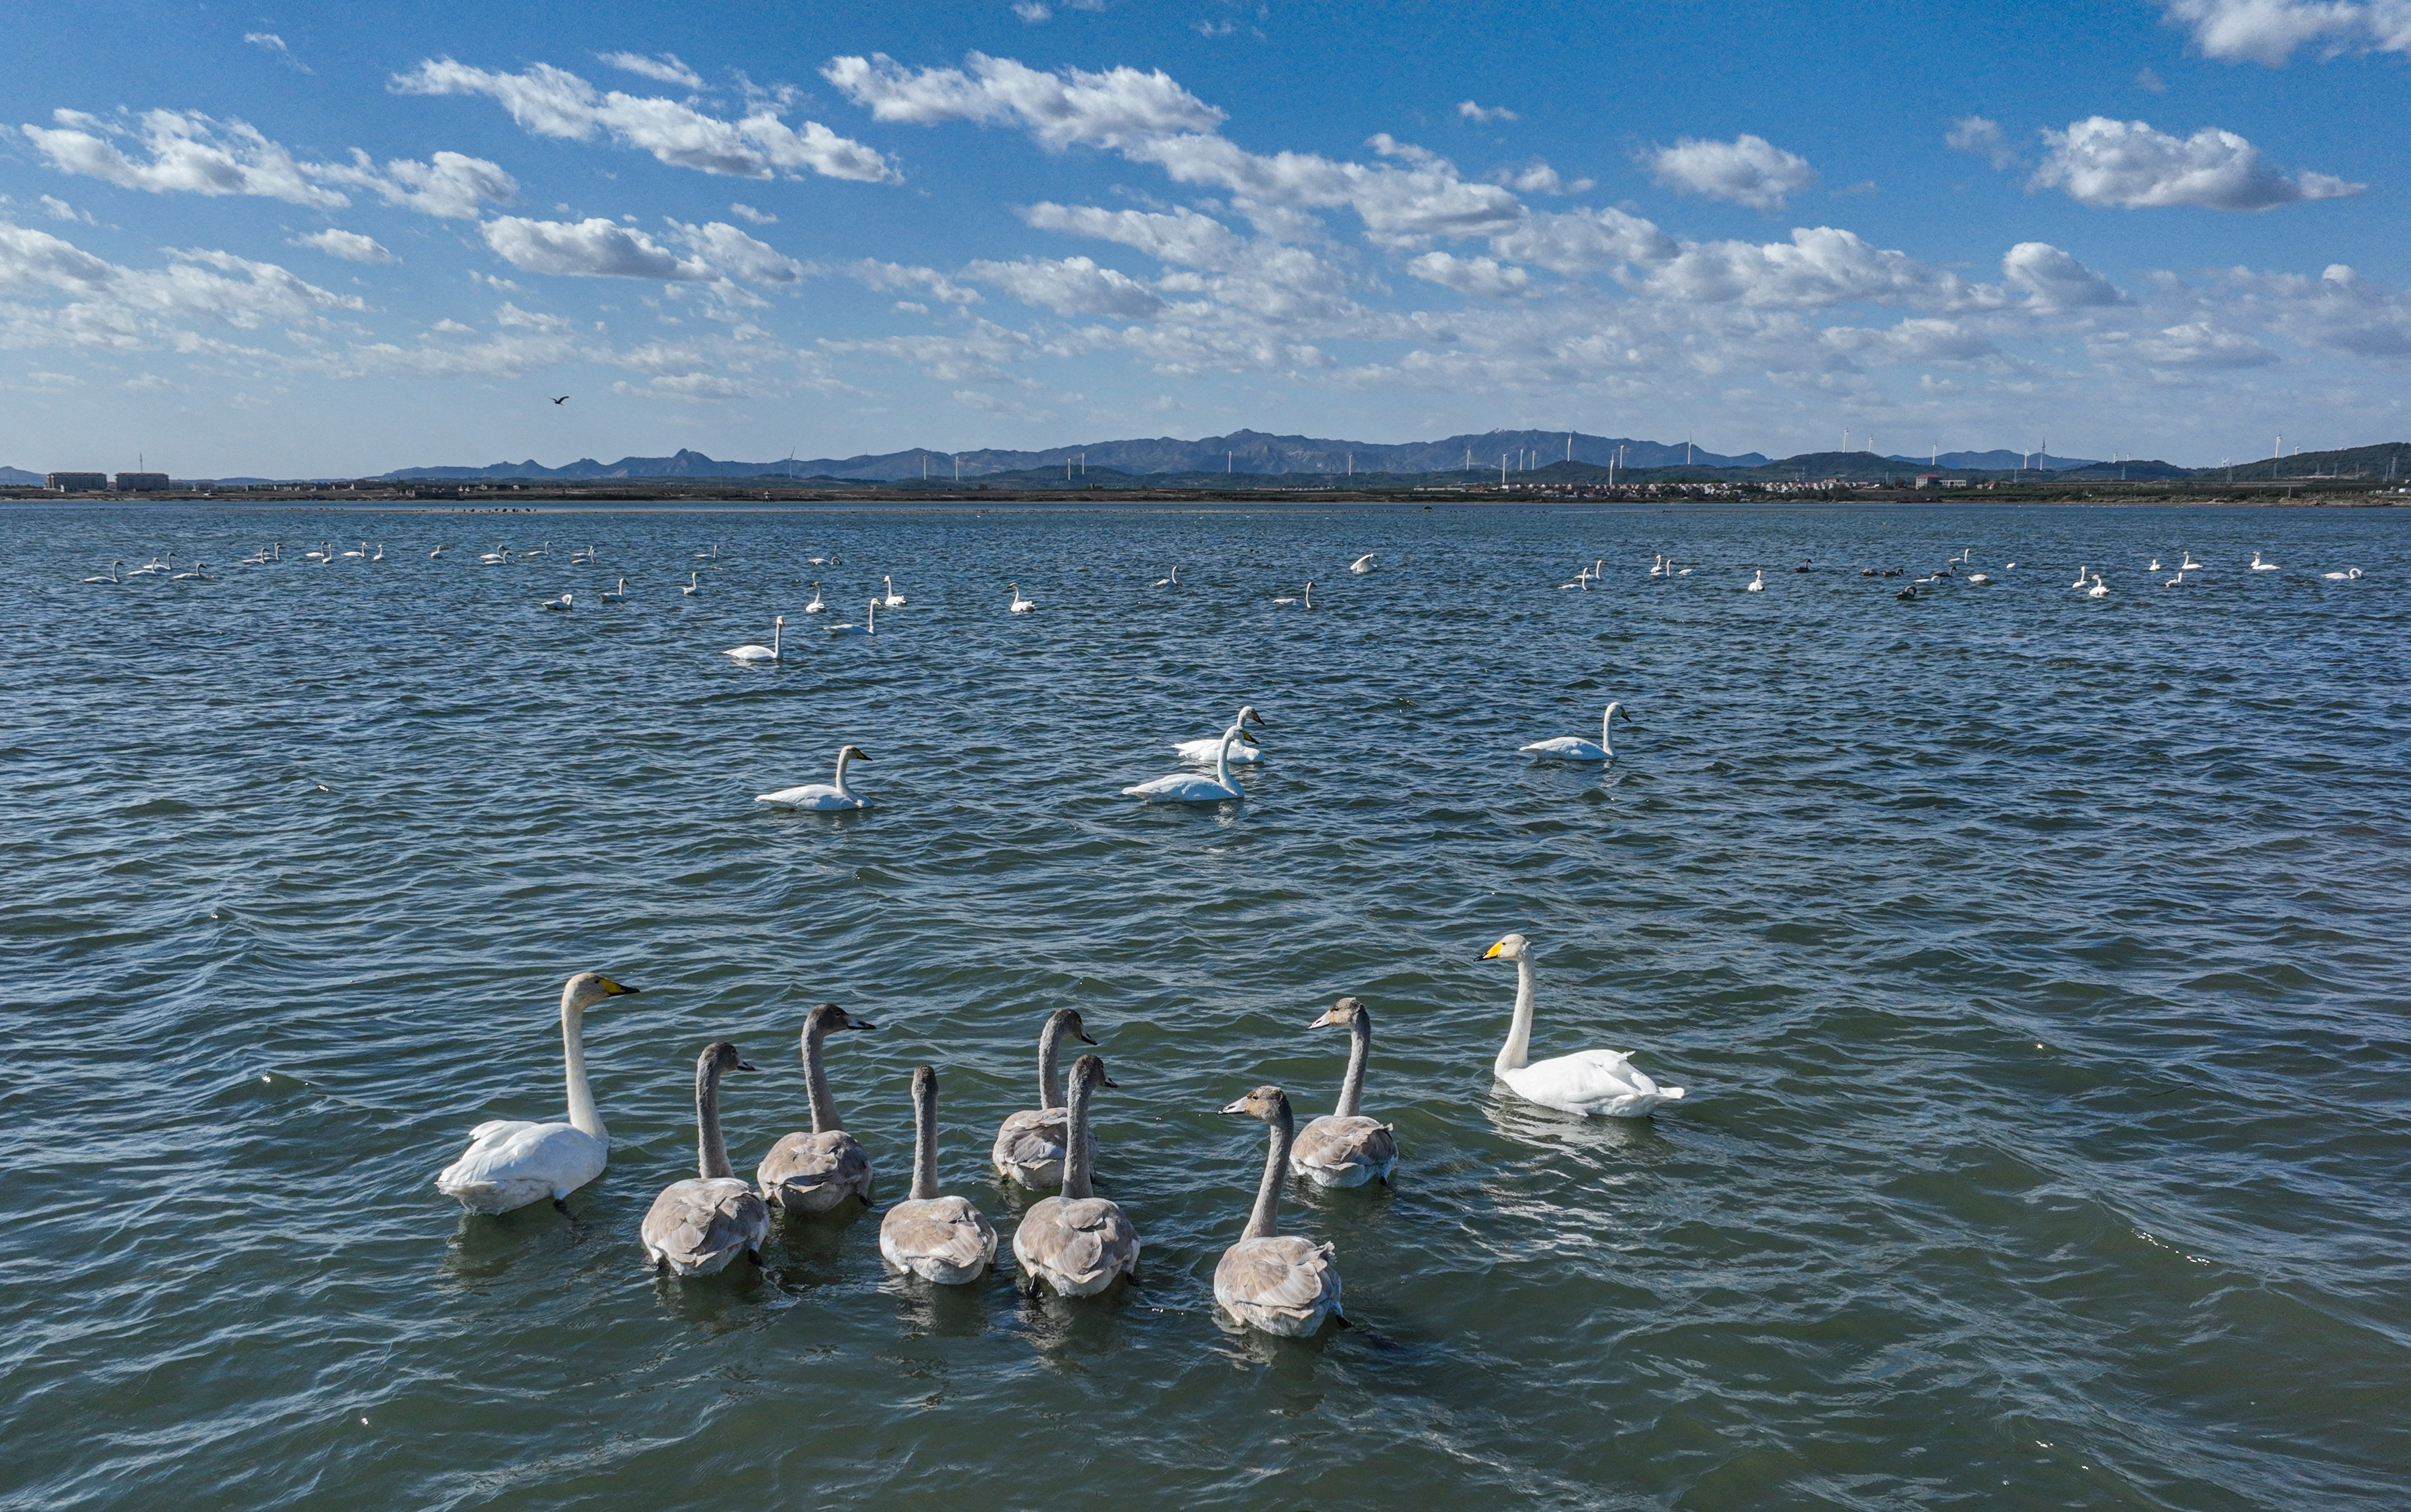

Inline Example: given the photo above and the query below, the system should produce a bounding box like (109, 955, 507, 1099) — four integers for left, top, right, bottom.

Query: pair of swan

(757, 744, 870, 810)
(1483, 933, 1682, 1117)
(1009, 584, 1036, 613)
(724, 616, 783, 662)
(1522, 702, 1628, 761)
(1173, 704, 1266, 766)
(992, 1008, 1101, 1188)
(1013, 1054, 1143, 1297)
(1125, 721, 1258, 802)
(682, 573, 700, 596)
(435, 972, 642, 1213)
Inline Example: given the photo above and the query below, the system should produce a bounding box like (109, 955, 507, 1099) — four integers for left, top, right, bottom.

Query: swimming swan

(827, 601, 876, 636)
(879, 1065, 999, 1284)
(1745, 569, 1764, 592)
(2251, 550, 2279, 571)
(435, 972, 640, 1213)
(2321, 567, 2364, 581)
(1349, 553, 1377, 575)
(1173, 705, 1266, 765)
(1009, 584, 1036, 613)
(1289, 998, 1399, 1189)
(803, 582, 825, 614)
(755, 744, 870, 811)
(881, 575, 907, 607)
(2088, 574, 2110, 599)
(756, 1004, 876, 1213)
(1481, 934, 1681, 1117)
(724, 615, 784, 662)
(992, 1008, 1100, 1188)
(1011, 1054, 1140, 1297)
(1215, 1085, 1343, 1336)
(640, 1042, 772, 1277)
(1124, 723, 1257, 802)
(1521, 701, 1630, 761)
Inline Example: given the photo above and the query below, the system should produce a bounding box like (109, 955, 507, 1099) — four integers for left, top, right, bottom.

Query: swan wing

(1289, 1115, 1398, 1185)
(436, 1121, 607, 1211)
(1122, 772, 1240, 802)
(1520, 737, 1605, 759)
(757, 1130, 873, 1210)
(1213, 1236, 1341, 1332)
(1012, 1195, 1141, 1293)
(640, 1177, 770, 1275)
(879, 1196, 999, 1281)
(991, 1107, 1097, 1185)
(755, 784, 860, 810)
(1504, 1050, 1683, 1118)
(1172, 738, 1264, 764)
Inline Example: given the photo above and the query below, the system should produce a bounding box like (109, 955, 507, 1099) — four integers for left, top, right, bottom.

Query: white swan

(1967, 572, 1991, 584)
(372, 544, 385, 561)
(541, 592, 573, 611)
(2071, 565, 2090, 589)
(2251, 550, 2279, 571)
(1521, 701, 1629, 761)
(1481, 934, 1681, 1117)
(342, 542, 366, 560)
(435, 972, 640, 1213)
(430, 544, 447, 558)
(477, 547, 509, 566)
(1745, 569, 1764, 592)
(82, 561, 125, 584)
(755, 744, 870, 811)
(803, 582, 825, 614)
(879, 1065, 999, 1284)
(2088, 574, 2110, 599)
(2164, 571, 2186, 588)
(992, 1008, 1100, 1188)
(756, 1003, 877, 1213)
(1289, 998, 1398, 1189)
(682, 572, 700, 596)
(2148, 558, 2162, 571)
(1124, 723, 1256, 802)
(600, 577, 627, 602)
(1012, 1055, 1139, 1297)
(2321, 567, 2363, 581)
(639, 1042, 771, 1277)
(1153, 566, 1180, 587)
(1173, 704, 1266, 765)
(827, 601, 876, 636)
(1272, 581, 1314, 607)
(881, 575, 907, 607)
(1215, 1086, 1343, 1336)
(724, 615, 783, 662)
(1009, 583, 1036, 613)
(2181, 552, 2204, 570)
(1349, 553, 1377, 575)
(170, 562, 214, 582)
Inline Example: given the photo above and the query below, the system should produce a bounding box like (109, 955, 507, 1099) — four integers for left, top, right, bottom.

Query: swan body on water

(756, 744, 870, 811)
(1012, 1055, 1140, 1297)
(1289, 998, 1399, 1189)
(1009, 584, 1036, 613)
(757, 1004, 877, 1213)
(430, 544, 447, 558)
(2149, 558, 2162, 572)
(1125, 723, 1256, 802)
(2087, 574, 2110, 599)
(1967, 572, 1991, 584)
(2181, 552, 2204, 570)
(2070, 565, 2089, 589)
(827, 601, 876, 636)
(435, 972, 640, 1213)
(1349, 553, 1377, 575)
(1174, 705, 1266, 765)
(724, 616, 783, 662)
(2251, 550, 2279, 571)
(681, 572, 700, 596)
(1272, 581, 1314, 608)
(881, 575, 907, 607)
(879, 1066, 999, 1285)
(640, 1043, 771, 1277)
(1215, 1086, 1343, 1336)
(992, 1009, 1100, 1188)
(600, 578, 627, 602)
(82, 561, 125, 584)
(1482, 934, 1681, 1118)
(1745, 569, 1764, 592)
(803, 582, 825, 614)
(541, 592, 573, 611)
(1522, 701, 1628, 762)
(2164, 571, 2187, 588)
(2322, 567, 2364, 581)
(1153, 566, 1180, 587)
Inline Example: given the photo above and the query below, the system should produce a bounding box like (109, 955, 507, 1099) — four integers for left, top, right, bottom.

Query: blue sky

(3, 0, 2406, 475)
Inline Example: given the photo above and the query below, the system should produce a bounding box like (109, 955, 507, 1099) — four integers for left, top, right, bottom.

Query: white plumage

(1481, 934, 1681, 1118)
(435, 972, 640, 1214)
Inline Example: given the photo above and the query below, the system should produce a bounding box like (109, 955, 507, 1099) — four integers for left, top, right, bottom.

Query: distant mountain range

(1885, 450, 2097, 471)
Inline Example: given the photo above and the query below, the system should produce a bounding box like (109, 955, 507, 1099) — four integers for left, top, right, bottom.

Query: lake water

(3, 500, 2405, 1511)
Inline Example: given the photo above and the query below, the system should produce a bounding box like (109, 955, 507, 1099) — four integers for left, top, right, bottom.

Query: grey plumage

(758, 1004, 876, 1213)
(1011, 1054, 1140, 1297)
(1215, 1085, 1342, 1336)
(880, 1065, 998, 1284)
(991, 1008, 1099, 1188)
(640, 1042, 771, 1277)
(1290, 997, 1399, 1188)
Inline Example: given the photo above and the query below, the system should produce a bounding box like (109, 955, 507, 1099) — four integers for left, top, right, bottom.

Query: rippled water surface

(4, 501, 2406, 1510)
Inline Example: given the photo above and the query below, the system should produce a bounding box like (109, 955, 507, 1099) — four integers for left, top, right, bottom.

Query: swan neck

(910, 1077, 938, 1201)
(1600, 704, 1618, 754)
(803, 1022, 842, 1134)
(1243, 1099, 1293, 1241)
(1496, 955, 1536, 1075)
(1336, 1012, 1372, 1119)
(1215, 726, 1243, 794)
(1037, 1017, 1067, 1110)
(562, 993, 604, 1142)
(832, 747, 852, 798)
(695, 1054, 733, 1180)
(1061, 1077, 1097, 1200)
(770, 620, 781, 658)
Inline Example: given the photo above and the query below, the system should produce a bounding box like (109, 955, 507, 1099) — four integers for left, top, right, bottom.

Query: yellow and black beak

(599, 977, 640, 996)
(1247, 709, 1268, 727)
(1480, 942, 1504, 961)
(1238, 729, 1260, 746)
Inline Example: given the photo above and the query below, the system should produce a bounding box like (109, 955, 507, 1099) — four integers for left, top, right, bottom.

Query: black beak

(736, 1059, 757, 1072)
(847, 1015, 877, 1032)
(1077, 1028, 1098, 1045)
(1099, 1072, 1120, 1089)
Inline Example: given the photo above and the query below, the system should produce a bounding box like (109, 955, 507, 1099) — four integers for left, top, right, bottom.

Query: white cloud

(669, 219, 808, 283)
(244, 33, 309, 72)
(1636, 226, 1978, 309)
(1019, 202, 1247, 268)
(846, 259, 982, 305)
(1406, 251, 1531, 297)
(393, 58, 898, 182)
(20, 108, 512, 218)
(293, 228, 396, 263)
(1014, 2, 1052, 20)
(2002, 241, 2125, 309)
(1946, 115, 2017, 171)
(1640, 134, 1817, 210)
(495, 302, 576, 333)
(728, 202, 776, 224)
(2157, 0, 2411, 64)
(1492, 160, 1593, 195)
(964, 255, 1165, 316)
(40, 195, 94, 224)
(1487, 207, 1676, 275)
(482, 217, 716, 281)
(0, 220, 363, 351)
(2122, 320, 2281, 369)
(597, 51, 702, 89)
(2032, 116, 2364, 209)
(824, 51, 1224, 150)
(1458, 100, 1517, 123)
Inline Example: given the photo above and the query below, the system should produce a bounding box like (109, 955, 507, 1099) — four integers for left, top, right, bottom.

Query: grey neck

(695, 1056, 732, 1180)
(1335, 1011, 1372, 1120)
(1244, 1096, 1294, 1241)
(910, 1078, 938, 1201)
(1061, 1076, 1098, 1200)
(1037, 1016, 1068, 1110)
(803, 1023, 842, 1134)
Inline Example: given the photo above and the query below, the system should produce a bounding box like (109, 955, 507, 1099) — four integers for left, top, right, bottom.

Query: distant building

(46, 472, 108, 492)
(115, 472, 171, 491)
(1916, 473, 1942, 488)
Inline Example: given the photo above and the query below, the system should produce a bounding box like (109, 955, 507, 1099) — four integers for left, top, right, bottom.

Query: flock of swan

(436, 929, 1679, 1334)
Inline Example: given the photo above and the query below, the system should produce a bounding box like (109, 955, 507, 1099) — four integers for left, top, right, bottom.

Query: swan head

(701, 1041, 757, 1076)
(1483, 933, 1530, 963)
(1218, 1084, 1290, 1121)
(1308, 996, 1366, 1030)
(805, 1002, 876, 1037)
(1048, 1007, 1099, 1046)
(837, 744, 870, 764)
(1238, 705, 1267, 728)
(1067, 1052, 1119, 1093)
(774, 615, 785, 626)
(562, 972, 640, 1013)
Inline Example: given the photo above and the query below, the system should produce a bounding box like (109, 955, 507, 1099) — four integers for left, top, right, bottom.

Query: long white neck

(561, 990, 604, 1140)
(1599, 704, 1619, 754)
(1215, 726, 1244, 794)
(832, 748, 853, 798)
(866, 601, 876, 634)
(1243, 1098, 1294, 1241)
(770, 620, 781, 657)
(1062, 1077, 1098, 1200)
(1495, 955, 1536, 1075)
(1335, 1012, 1372, 1119)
